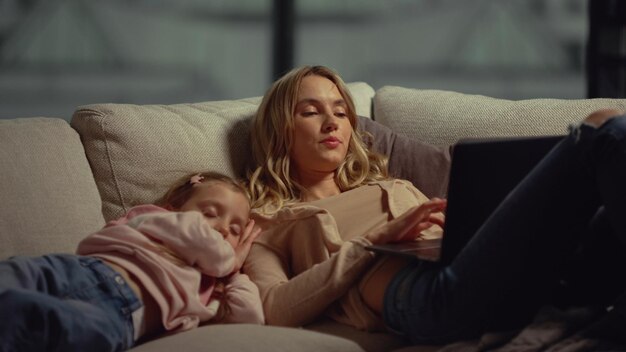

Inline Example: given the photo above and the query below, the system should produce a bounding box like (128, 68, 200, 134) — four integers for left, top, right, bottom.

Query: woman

(243, 65, 626, 344)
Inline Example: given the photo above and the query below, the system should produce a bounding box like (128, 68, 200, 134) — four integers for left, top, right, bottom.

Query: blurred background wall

(0, 0, 592, 121)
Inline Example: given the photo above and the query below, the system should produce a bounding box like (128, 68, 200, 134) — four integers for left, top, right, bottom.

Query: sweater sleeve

(128, 211, 235, 277)
(243, 221, 376, 327)
(220, 273, 265, 324)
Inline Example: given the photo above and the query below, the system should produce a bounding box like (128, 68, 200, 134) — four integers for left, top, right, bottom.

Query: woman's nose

(322, 115, 338, 132)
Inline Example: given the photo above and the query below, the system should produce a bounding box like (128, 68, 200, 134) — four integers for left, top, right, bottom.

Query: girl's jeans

(0, 254, 141, 352)
(384, 115, 626, 344)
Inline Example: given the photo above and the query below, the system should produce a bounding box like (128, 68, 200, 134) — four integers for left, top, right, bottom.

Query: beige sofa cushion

(358, 117, 450, 198)
(0, 118, 105, 259)
(306, 319, 414, 352)
(130, 324, 365, 352)
(72, 83, 375, 221)
(374, 86, 626, 147)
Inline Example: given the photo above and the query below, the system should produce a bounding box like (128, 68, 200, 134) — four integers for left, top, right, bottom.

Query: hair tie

(189, 174, 204, 185)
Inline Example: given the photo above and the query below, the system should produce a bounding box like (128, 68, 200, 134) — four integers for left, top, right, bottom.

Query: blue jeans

(0, 254, 142, 352)
(384, 116, 626, 344)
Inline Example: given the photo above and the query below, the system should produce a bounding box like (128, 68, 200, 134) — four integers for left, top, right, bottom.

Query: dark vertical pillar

(272, 0, 295, 80)
(586, 0, 626, 98)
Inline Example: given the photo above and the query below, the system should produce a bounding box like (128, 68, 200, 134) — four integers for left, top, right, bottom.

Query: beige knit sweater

(244, 179, 438, 331)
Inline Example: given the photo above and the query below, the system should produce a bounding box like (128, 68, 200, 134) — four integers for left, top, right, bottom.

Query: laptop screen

(439, 135, 564, 264)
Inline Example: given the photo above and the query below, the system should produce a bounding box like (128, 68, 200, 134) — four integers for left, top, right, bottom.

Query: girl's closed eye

(230, 224, 242, 236)
(203, 207, 218, 218)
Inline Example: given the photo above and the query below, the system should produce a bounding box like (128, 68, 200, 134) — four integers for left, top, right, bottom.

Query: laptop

(366, 135, 564, 265)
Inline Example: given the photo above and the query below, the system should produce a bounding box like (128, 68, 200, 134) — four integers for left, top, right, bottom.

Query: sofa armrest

(0, 118, 105, 259)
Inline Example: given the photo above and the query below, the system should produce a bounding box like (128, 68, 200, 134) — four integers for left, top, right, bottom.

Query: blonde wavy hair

(247, 65, 388, 212)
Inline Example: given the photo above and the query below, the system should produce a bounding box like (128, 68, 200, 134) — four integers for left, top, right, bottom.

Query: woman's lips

(321, 137, 341, 149)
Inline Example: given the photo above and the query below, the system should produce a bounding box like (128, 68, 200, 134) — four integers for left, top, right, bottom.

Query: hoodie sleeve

(219, 273, 265, 324)
(127, 211, 236, 277)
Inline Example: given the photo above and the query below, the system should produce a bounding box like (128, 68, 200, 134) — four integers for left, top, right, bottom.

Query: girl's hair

(157, 171, 249, 210)
(247, 65, 388, 212)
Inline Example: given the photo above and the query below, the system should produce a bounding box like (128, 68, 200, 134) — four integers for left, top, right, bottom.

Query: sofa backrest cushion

(358, 116, 450, 198)
(72, 83, 375, 221)
(374, 86, 626, 148)
(0, 118, 105, 259)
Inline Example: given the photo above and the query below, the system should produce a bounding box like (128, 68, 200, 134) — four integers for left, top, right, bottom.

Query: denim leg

(589, 116, 626, 241)
(0, 254, 141, 352)
(384, 116, 626, 345)
(556, 207, 626, 308)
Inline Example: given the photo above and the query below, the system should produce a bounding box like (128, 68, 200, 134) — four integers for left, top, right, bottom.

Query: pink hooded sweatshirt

(77, 204, 264, 332)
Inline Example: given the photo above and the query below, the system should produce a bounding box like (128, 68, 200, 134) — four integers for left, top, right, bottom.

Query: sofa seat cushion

(374, 86, 626, 148)
(0, 118, 105, 259)
(306, 318, 414, 352)
(71, 83, 374, 221)
(130, 324, 366, 352)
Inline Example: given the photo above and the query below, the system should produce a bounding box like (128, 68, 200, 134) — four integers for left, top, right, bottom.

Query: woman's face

(290, 75, 353, 177)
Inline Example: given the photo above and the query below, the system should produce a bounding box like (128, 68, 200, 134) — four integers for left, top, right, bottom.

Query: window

(0, 0, 588, 120)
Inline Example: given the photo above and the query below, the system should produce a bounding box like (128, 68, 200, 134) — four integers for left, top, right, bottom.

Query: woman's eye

(335, 112, 347, 118)
(301, 111, 317, 117)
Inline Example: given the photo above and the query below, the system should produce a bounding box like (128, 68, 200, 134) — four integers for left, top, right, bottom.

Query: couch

(2, 82, 625, 352)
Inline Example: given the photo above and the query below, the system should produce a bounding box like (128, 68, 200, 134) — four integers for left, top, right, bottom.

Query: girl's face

(178, 182, 250, 249)
(290, 75, 353, 178)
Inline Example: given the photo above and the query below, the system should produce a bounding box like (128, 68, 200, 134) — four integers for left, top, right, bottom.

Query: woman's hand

(232, 219, 262, 273)
(364, 198, 447, 245)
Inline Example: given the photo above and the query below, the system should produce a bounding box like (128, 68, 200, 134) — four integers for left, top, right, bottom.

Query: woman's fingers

(399, 214, 444, 241)
(366, 198, 447, 244)
(427, 213, 445, 227)
(395, 222, 434, 242)
(421, 198, 447, 214)
(403, 199, 447, 228)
